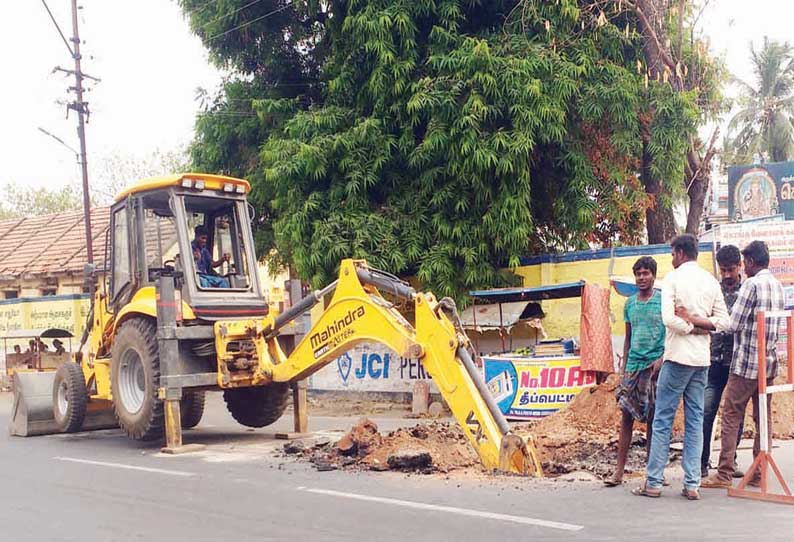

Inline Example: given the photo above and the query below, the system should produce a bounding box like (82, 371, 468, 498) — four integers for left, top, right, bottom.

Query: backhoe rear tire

(111, 318, 164, 441)
(180, 390, 205, 429)
(53, 362, 87, 433)
(223, 384, 289, 428)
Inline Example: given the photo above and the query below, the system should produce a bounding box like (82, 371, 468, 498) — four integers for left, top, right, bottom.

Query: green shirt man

(623, 290, 666, 372)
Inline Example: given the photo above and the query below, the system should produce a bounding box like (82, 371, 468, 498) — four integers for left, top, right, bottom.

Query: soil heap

(290, 419, 479, 474)
(285, 373, 794, 478)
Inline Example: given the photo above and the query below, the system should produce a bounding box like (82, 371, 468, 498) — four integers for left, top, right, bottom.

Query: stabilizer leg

(160, 389, 205, 455)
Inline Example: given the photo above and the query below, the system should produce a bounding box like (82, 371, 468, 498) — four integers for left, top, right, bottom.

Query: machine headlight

(223, 183, 235, 193)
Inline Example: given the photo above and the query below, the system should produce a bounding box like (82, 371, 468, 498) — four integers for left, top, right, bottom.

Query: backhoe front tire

(53, 362, 87, 433)
(180, 390, 205, 429)
(111, 318, 164, 441)
(223, 384, 289, 428)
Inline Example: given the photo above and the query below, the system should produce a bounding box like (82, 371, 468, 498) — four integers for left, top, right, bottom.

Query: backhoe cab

(109, 174, 266, 321)
(10, 173, 540, 476)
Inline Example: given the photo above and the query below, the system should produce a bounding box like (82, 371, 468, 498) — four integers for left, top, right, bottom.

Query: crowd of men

(604, 234, 784, 500)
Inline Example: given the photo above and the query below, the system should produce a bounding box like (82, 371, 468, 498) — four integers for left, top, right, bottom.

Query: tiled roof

(0, 207, 110, 278)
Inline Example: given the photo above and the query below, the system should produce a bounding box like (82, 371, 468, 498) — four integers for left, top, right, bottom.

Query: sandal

(631, 483, 661, 498)
(603, 478, 622, 487)
(681, 488, 700, 500)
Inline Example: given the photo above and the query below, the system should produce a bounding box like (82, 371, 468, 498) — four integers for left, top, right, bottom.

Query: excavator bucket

(499, 433, 542, 476)
(9, 372, 116, 437)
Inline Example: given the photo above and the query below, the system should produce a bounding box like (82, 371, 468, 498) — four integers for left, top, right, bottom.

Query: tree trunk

(632, 0, 681, 243)
(684, 131, 720, 235)
(641, 141, 677, 243)
(685, 169, 707, 235)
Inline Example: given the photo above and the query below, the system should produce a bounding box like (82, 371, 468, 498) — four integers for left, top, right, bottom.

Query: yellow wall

(513, 247, 716, 339)
(0, 294, 90, 355)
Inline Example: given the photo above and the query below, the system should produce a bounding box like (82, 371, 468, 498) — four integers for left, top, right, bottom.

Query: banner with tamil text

(482, 356, 595, 420)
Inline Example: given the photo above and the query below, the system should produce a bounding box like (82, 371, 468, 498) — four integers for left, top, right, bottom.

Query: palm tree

(725, 37, 794, 164)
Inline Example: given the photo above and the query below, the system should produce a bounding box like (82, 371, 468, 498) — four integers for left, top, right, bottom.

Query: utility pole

(41, 0, 98, 264)
(69, 0, 93, 264)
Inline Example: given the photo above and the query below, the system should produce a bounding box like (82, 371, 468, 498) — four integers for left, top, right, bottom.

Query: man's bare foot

(603, 475, 623, 487)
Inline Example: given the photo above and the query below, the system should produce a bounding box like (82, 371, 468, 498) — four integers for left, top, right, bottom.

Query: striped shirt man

(717, 268, 785, 380)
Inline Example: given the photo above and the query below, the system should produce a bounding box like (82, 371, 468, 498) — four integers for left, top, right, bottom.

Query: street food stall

(462, 281, 607, 420)
(2, 328, 73, 380)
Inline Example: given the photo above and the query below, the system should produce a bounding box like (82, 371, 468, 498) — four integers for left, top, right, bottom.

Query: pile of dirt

(286, 418, 479, 474)
(520, 372, 794, 477)
(284, 374, 794, 479)
(739, 375, 794, 439)
(768, 385, 794, 438)
(514, 374, 685, 479)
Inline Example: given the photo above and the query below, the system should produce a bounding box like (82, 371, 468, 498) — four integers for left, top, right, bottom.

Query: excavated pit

(283, 374, 794, 478)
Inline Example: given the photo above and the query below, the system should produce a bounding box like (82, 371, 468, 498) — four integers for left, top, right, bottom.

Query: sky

(2, 1, 793, 193)
(1, 0, 220, 191)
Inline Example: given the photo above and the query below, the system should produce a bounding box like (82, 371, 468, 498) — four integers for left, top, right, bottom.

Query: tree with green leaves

(182, 0, 719, 299)
(725, 37, 794, 164)
(575, 0, 726, 238)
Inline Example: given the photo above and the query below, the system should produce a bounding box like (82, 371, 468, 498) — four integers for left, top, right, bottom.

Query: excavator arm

(261, 260, 542, 476)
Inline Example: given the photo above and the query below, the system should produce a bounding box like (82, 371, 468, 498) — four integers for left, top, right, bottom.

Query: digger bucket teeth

(498, 432, 544, 477)
(498, 433, 537, 476)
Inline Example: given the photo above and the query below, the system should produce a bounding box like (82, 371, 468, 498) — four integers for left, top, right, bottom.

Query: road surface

(1, 392, 792, 541)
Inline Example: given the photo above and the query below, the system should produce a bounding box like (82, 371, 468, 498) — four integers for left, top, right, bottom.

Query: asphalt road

(1, 392, 793, 542)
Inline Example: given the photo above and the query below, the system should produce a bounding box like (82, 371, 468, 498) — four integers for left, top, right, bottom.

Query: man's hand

(676, 305, 718, 332)
(223, 252, 231, 263)
(675, 305, 692, 322)
(652, 358, 664, 376)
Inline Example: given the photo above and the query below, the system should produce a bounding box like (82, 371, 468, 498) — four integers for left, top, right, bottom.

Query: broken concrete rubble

(283, 418, 478, 474)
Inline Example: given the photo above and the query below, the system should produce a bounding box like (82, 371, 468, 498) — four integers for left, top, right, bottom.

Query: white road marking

(54, 457, 196, 477)
(297, 487, 583, 532)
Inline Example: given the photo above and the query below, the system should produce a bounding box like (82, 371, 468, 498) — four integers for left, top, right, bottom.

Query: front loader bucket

(9, 372, 117, 437)
(9, 372, 59, 436)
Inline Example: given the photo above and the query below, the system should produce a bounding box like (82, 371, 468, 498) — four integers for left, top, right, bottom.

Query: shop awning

(468, 281, 585, 304)
(459, 301, 543, 330)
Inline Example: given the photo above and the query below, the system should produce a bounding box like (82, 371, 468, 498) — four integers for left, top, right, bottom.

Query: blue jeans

(702, 362, 744, 469)
(646, 361, 708, 490)
(198, 274, 229, 288)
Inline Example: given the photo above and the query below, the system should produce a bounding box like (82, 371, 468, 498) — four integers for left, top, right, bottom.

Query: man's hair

(742, 240, 770, 267)
(632, 256, 657, 277)
(194, 225, 208, 237)
(716, 244, 741, 267)
(671, 234, 698, 260)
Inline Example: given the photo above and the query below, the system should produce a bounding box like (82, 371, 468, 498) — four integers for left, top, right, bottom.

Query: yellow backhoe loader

(9, 173, 541, 476)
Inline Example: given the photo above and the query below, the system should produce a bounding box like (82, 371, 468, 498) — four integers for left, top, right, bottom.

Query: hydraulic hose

(355, 268, 416, 300)
(436, 296, 511, 436)
(267, 280, 339, 338)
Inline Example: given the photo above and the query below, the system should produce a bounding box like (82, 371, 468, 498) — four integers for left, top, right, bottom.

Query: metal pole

(457, 346, 510, 436)
(788, 315, 794, 385)
(70, 0, 93, 264)
(498, 302, 506, 353)
(757, 312, 768, 454)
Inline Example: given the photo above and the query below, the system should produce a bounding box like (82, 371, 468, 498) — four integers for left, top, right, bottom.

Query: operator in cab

(192, 226, 231, 288)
